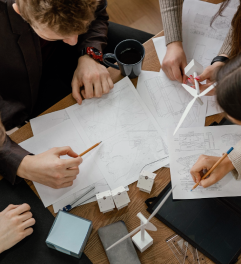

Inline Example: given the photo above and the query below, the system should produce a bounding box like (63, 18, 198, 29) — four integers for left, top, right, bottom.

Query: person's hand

(190, 155, 234, 188)
(72, 55, 114, 104)
(188, 54, 228, 95)
(162, 41, 188, 83)
(17, 146, 82, 189)
(0, 204, 35, 253)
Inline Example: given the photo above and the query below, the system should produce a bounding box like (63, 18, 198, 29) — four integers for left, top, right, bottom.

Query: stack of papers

(20, 77, 169, 207)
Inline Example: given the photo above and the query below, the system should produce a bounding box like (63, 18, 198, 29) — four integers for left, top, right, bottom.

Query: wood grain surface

(4, 3, 241, 262)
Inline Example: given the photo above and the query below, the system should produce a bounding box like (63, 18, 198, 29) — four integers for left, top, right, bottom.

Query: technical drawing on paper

(222, 133, 241, 146)
(176, 150, 222, 192)
(191, 13, 231, 41)
(72, 83, 148, 143)
(97, 122, 166, 186)
(175, 132, 218, 151)
(144, 76, 202, 128)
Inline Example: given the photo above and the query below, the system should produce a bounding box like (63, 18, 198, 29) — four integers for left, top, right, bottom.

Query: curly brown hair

(16, 0, 99, 36)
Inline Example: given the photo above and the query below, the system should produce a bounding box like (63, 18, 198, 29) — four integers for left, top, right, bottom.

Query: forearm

(0, 136, 30, 184)
(159, 0, 183, 45)
(77, 0, 109, 52)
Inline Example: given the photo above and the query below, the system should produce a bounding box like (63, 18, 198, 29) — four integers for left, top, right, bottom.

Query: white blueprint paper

(19, 119, 103, 207)
(182, 0, 236, 69)
(137, 70, 207, 142)
(169, 125, 241, 199)
(30, 109, 70, 135)
(152, 36, 222, 117)
(67, 77, 169, 189)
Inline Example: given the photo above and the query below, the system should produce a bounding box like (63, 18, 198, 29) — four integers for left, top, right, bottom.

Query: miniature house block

(132, 230, 153, 253)
(137, 170, 156, 194)
(184, 59, 203, 77)
(96, 190, 115, 213)
(111, 186, 130, 210)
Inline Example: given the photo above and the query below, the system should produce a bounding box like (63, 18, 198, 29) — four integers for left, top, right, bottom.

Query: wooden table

(4, 6, 240, 263)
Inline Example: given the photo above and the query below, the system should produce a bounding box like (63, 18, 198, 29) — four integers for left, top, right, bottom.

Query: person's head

(216, 53, 241, 125)
(13, 0, 98, 46)
(212, 0, 241, 58)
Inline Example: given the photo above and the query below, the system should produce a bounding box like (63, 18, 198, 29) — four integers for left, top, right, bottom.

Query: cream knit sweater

(159, 0, 241, 179)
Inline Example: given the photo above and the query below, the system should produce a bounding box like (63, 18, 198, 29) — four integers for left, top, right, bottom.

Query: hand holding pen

(190, 147, 234, 190)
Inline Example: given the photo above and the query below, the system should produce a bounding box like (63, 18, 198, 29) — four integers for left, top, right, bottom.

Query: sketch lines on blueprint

(176, 132, 218, 151)
(97, 122, 166, 184)
(222, 133, 241, 146)
(73, 83, 148, 143)
(176, 150, 222, 192)
(144, 76, 201, 127)
(191, 13, 231, 41)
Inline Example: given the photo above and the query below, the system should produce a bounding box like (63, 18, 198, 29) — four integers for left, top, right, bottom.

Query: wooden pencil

(191, 147, 234, 191)
(79, 141, 102, 157)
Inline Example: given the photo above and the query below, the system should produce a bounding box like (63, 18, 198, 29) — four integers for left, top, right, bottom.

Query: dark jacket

(0, 0, 109, 184)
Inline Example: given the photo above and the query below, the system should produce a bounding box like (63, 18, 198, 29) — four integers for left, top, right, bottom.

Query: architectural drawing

(144, 76, 203, 128)
(176, 131, 217, 151)
(96, 121, 167, 189)
(169, 125, 241, 199)
(222, 133, 241, 146)
(72, 83, 148, 144)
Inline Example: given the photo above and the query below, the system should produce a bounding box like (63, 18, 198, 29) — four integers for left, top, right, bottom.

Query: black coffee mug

(103, 39, 145, 79)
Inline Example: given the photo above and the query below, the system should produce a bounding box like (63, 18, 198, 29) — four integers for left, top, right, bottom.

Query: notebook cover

(146, 182, 241, 264)
(98, 221, 141, 264)
(0, 179, 92, 264)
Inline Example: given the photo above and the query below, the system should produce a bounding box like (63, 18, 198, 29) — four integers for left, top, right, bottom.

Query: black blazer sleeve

(0, 135, 30, 185)
(77, 0, 109, 53)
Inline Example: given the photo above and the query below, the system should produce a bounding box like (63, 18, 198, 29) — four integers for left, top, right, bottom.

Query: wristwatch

(211, 55, 229, 65)
(80, 47, 103, 62)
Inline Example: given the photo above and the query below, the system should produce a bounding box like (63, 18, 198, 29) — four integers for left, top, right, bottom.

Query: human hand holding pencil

(190, 148, 234, 189)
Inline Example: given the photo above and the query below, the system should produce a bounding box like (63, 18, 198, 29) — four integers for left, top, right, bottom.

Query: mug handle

(103, 53, 120, 70)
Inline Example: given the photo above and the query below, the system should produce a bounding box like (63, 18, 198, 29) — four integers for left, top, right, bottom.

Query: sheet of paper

(30, 109, 70, 135)
(168, 125, 241, 199)
(53, 178, 129, 213)
(67, 77, 169, 189)
(152, 36, 222, 117)
(182, 0, 236, 69)
(137, 70, 207, 142)
(19, 119, 103, 207)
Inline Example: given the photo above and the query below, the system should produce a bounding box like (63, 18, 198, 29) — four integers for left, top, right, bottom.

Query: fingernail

(190, 75, 193, 78)
(188, 78, 191, 81)
(195, 76, 200, 80)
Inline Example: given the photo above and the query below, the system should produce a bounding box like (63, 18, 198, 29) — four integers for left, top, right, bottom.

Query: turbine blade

(145, 222, 157, 231)
(173, 98, 196, 135)
(106, 225, 143, 251)
(147, 186, 176, 222)
(199, 83, 216, 97)
(182, 84, 197, 97)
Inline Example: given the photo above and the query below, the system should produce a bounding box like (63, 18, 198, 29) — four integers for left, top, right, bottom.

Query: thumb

(195, 68, 211, 82)
(71, 77, 83, 105)
(54, 146, 79, 158)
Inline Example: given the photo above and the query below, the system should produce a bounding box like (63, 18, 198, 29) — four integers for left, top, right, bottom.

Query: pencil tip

(100, 141, 102, 143)
(190, 189, 192, 192)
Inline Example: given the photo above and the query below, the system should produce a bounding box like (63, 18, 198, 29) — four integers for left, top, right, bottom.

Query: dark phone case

(98, 221, 141, 264)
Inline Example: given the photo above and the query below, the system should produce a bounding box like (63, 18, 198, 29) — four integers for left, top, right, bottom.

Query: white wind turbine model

(106, 187, 175, 253)
(173, 82, 216, 136)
